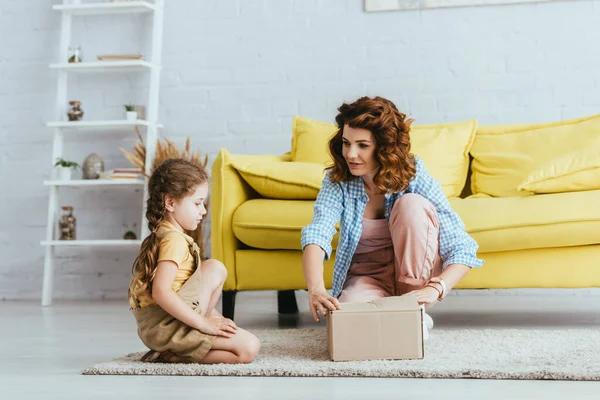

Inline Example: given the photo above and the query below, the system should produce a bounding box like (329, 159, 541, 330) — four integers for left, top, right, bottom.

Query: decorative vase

(82, 153, 104, 179)
(67, 101, 84, 121)
(126, 111, 138, 121)
(58, 206, 76, 240)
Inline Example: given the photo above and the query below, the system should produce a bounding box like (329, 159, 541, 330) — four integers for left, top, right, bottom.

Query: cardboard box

(326, 296, 424, 361)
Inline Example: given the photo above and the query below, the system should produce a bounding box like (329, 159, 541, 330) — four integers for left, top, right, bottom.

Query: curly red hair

(328, 96, 416, 193)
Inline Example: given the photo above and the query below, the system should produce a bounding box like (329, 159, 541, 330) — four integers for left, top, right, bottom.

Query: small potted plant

(54, 158, 80, 181)
(125, 104, 137, 121)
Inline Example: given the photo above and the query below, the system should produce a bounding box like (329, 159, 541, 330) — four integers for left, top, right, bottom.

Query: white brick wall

(1, 0, 599, 300)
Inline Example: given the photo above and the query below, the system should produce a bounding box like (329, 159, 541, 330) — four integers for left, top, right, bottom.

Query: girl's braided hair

(129, 158, 208, 297)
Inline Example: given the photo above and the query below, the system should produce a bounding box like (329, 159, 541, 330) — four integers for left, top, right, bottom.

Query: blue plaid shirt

(301, 157, 484, 297)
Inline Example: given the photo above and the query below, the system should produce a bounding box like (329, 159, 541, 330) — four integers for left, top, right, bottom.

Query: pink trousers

(338, 194, 442, 303)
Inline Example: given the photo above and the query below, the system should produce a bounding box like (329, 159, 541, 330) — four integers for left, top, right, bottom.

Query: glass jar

(67, 100, 84, 121)
(68, 46, 83, 63)
(58, 206, 76, 240)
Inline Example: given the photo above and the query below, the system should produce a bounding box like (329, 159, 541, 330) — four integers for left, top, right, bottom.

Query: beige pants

(339, 194, 443, 303)
(132, 264, 215, 362)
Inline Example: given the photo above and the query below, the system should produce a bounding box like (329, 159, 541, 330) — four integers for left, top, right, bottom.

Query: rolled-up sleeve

(411, 158, 484, 269)
(300, 171, 343, 261)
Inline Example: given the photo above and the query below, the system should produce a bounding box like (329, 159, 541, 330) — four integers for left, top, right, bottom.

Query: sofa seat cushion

(233, 191, 600, 253)
(453, 189, 600, 252)
(233, 199, 339, 250)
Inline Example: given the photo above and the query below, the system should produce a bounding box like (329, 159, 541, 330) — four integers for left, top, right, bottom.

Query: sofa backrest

(290, 116, 477, 199)
(230, 113, 600, 201)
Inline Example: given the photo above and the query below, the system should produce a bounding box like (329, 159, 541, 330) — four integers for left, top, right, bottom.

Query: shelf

(44, 179, 144, 187)
(47, 120, 162, 129)
(41, 239, 142, 247)
(50, 60, 157, 73)
(52, 1, 156, 16)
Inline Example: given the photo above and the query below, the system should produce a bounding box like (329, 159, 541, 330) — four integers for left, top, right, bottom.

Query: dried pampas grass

(120, 128, 211, 259)
(120, 128, 209, 176)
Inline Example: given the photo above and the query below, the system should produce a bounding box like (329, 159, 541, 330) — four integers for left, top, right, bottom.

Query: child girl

(128, 158, 260, 364)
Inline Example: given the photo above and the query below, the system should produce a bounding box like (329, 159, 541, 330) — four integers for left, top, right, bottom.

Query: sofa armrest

(210, 148, 286, 291)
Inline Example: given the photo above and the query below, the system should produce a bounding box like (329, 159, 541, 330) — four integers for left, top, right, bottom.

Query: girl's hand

(308, 288, 341, 322)
(199, 315, 238, 338)
(404, 285, 440, 306)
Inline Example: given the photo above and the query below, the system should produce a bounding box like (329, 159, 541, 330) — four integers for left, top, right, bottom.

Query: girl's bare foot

(141, 349, 191, 363)
(140, 349, 161, 362)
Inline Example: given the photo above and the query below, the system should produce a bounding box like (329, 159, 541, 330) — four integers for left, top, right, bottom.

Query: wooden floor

(1, 290, 600, 399)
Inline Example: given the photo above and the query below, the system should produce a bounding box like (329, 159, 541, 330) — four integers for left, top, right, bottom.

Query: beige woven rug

(83, 328, 600, 380)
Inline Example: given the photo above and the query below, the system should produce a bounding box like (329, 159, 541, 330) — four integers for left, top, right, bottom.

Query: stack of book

(111, 168, 143, 180)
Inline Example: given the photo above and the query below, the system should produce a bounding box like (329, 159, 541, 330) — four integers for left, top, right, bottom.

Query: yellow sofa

(211, 115, 600, 319)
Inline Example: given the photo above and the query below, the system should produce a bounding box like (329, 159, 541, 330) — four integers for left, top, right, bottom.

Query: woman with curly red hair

(301, 96, 483, 339)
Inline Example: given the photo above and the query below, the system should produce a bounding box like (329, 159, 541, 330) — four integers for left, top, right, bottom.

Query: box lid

(333, 296, 420, 314)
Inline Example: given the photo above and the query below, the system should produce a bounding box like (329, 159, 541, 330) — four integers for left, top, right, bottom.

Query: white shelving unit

(42, 0, 164, 306)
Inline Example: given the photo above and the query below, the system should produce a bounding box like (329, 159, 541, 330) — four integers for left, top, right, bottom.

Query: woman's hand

(198, 315, 238, 338)
(308, 288, 341, 322)
(404, 285, 440, 306)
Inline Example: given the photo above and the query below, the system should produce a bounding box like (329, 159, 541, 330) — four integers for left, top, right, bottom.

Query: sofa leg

(222, 290, 237, 321)
(278, 290, 299, 314)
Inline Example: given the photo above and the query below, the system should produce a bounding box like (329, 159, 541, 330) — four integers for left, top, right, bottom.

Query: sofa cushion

(471, 113, 600, 197)
(517, 145, 600, 194)
(232, 161, 325, 200)
(291, 116, 337, 165)
(232, 190, 600, 253)
(409, 120, 477, 198)
(452, 189, 600, 252)
(291, 115, 477, 198)
(233, 199, 339, 250)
